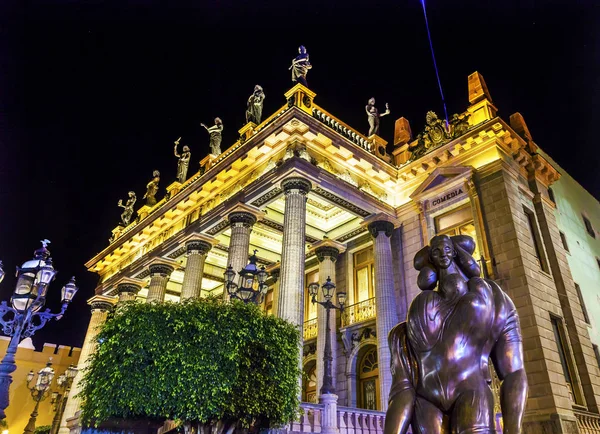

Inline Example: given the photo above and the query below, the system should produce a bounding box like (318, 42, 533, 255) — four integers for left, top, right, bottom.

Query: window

(551, 315, 583, 405)
(305, 270, 319, 321)
(358, 347, 379, 411)
(593, 344, 600, 370)
(354, 246, 374, 303)
(435, 204, 480, 260)
(523, 206, 549, 273)
(583, 214, 596, 239)
(574, 283, 590, 324)
(559, 231, 569, 253)
(548, 187, 556, 204)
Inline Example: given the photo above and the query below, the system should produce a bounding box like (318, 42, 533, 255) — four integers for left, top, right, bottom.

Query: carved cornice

(260, 218, 319, 243)
(186, 239, 213, 255)
(281, 177, 312, 195)
(228, 211, 257, 227)
(251, 187, 283, 207)
(315, 246, 340, 262)
(368, 221, 394, 238)
(336, 227, 368, 242)
(149, 263, 175, 277)
(90, 300, 115, 312)
(206, 219, 230, 235)
(313, 187, 370, 217)
(117, 282, 141, 295)
(167, 246, 187, 259)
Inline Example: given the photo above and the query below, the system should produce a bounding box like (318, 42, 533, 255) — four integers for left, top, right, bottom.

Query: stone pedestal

(58, 296, 116, 434)
(367, 219, 399, 410)
(320, 393, 339, 434)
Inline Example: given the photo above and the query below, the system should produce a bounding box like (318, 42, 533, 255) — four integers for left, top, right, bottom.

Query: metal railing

(341, 298, 377, 327)
(304, 318, 318, 340)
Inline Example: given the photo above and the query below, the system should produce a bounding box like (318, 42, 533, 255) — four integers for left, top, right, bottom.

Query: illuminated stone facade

(63, 74, 600, 433)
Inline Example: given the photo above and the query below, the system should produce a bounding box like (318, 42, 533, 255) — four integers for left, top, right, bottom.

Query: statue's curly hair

(413, 234, 481, 291)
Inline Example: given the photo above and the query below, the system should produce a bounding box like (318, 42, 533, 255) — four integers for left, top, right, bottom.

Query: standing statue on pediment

(366, 97, 390, 137)
(289, 45, 312, 87)
(246, 85, 266, 125)
(201, 118, 223, 155)
(384, 235, 527, 434)
(117, 191, 136, 226)
(173, 137, 191, 183)
(143, 170, 160, 207)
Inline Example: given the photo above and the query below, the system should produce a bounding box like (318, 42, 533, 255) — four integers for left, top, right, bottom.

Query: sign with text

(430, 186, 466, 208)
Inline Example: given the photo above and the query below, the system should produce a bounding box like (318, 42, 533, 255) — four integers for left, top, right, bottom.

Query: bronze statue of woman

(385, 235, 528, 434)
(117, 191, 136, 226)
(365, 97, 390, 136)
(173, 137, 191, 183)
(246, 85, 265, 125)
(201, 118, 223, 155)
(143, 170, 160, 206)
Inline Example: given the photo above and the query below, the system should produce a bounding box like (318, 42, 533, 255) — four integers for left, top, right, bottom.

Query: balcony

(341, 298, 376, 328)
(575, 409, 600, 434)
(304, 318, 318, 340)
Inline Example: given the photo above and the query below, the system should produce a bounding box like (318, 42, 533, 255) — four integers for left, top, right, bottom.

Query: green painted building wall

(540, 150, 600, 357)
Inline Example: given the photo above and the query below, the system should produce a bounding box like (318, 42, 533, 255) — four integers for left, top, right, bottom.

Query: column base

(320, 393, 339, 434)
(523, 412, 578, 434)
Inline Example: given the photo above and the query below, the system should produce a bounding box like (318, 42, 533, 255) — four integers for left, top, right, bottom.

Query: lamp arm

(24, 304, 67, 338)
(0, 302, 20, 336)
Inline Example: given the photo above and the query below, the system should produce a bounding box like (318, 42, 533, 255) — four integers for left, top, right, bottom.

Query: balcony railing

(304, 318, 318, 340)
(341, 298, 376, 327)
(290, 403, 386, 434)
(575, 409, 600, 434)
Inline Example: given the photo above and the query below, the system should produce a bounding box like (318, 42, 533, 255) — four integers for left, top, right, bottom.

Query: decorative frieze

(251, 187, 283, 207)
(313, 187, 370, 217)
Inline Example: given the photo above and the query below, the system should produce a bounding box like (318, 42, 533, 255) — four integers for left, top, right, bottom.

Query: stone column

(315, 246, 340, 400)
(181, 239, 212, 300)
(146, 263, 174, 303)
(225, 211, 257, 301)
(117, 282, 141, 303)
(58, 296, 116, 434)
(277, 177, 312, 329)
(368, 220, 399, 410)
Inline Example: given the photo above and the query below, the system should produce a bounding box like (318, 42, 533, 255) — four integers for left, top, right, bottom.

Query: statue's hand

(200, 123, 206, 128)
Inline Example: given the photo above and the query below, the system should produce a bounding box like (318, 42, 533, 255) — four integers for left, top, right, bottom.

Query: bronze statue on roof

(246, 85, 266, 125)
(366, 97, 390, 136)
(173, 137, 191, 183)
(201, 118, 223, 156)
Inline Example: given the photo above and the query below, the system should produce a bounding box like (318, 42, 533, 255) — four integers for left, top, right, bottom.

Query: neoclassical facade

(60, 74, 600, 433)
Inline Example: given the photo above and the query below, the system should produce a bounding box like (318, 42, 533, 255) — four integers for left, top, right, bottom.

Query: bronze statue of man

(246, 85, 265, 125)
(366, 97, 390, 137)
(173, 137, 191, 183)
(117, 191, 136, 226)
(201, 118, 223, 155)
(143, 170, 160, 206)
(385, 235, 527, 434)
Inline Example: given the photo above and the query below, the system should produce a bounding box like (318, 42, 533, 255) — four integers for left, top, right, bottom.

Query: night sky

(0, 0, 598, 349)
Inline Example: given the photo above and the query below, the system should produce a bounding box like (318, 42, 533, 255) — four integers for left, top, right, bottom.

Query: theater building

(60, 73, 600, 433)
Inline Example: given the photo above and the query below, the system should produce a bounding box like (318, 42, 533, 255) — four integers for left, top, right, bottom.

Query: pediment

(409, 166, 473, 200)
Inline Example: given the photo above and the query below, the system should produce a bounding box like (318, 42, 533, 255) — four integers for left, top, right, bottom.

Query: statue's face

(430, 238, 455, 269)
(368, 98, 375, 105)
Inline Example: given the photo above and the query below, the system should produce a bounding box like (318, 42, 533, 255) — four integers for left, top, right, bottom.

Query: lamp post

(23, 360, 55, 434)
(50, 364, 77, 434)
(224, 250, 268, 304)
(0, 240, 78, 420)
(308, 277, 346, 395)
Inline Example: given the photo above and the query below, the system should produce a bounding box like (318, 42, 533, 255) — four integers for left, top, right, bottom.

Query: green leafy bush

(79, 298, 300, 429)
(34, 426, 51, 434)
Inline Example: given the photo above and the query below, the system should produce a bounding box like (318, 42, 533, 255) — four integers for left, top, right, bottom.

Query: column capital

(117, 282, 142, 295)
(310, 238, 346, 263)
(368, 221, 394, 238)
(148, 259, 177, 277)
(87, 295, 117, 312)
(186, 239, 213, 255)
(281, 177, 312, 195)
(228, 211, 257, 227)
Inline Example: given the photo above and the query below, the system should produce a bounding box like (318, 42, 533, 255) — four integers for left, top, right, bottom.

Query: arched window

(358, 347, 379, 410)
(303, 363, 317, 403)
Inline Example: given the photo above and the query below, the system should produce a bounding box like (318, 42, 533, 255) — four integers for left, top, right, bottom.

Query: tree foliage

(79, 298, 300, 429)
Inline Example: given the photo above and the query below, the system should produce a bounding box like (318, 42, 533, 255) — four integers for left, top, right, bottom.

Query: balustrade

(292, 403, 386, 434)
(575, 409, 600, 434)
(341, 298, 377, 327)
(304, 318, 318, 340)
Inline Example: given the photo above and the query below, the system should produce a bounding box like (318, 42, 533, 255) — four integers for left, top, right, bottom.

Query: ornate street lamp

(224, 250, 268, 304)
(23, 360, 55, 434)
(0, 240, 78, 420)
(50, 364, 78, 434)
(308, 277, 346, 395)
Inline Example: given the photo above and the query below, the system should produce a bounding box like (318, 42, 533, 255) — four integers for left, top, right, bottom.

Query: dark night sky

(0, 0, 598, 349)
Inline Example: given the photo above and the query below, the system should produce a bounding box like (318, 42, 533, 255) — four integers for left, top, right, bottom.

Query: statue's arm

(380, 104, 391, 117)
(384, 323, 415, 434)
(491, 300, 528, 434)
